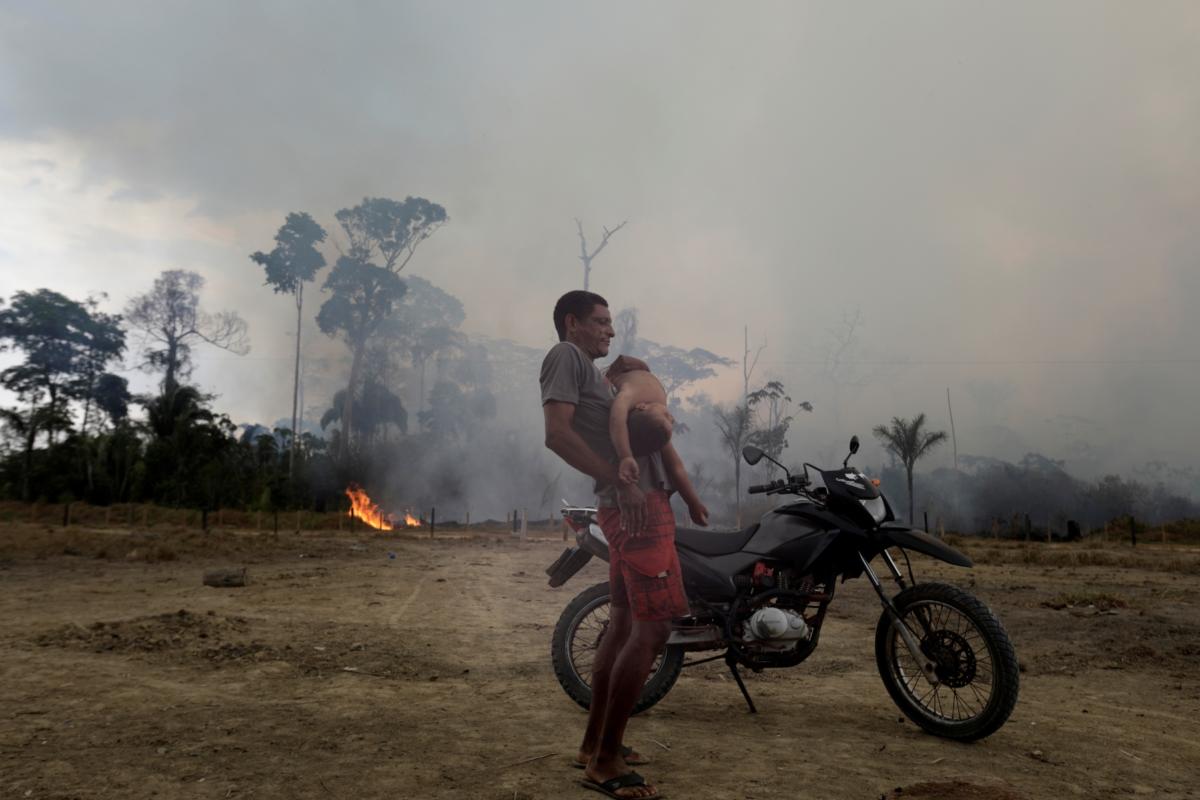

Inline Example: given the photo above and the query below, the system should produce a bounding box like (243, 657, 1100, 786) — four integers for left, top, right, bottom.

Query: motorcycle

(545, 436, 1019, 741)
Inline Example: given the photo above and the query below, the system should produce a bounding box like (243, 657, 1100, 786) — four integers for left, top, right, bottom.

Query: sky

(1, 1, 1198, 481)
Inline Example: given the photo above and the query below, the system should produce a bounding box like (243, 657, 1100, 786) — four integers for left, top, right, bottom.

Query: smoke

(3, 2, 1200, 515)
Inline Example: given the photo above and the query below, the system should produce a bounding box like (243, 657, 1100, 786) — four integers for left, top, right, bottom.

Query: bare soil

(2, 523, 1198, 799)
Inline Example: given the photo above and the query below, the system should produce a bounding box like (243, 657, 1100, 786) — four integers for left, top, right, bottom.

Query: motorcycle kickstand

(724, 651, 757, 714)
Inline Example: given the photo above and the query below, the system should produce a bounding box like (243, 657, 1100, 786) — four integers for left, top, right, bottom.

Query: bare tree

(743, 325, 766, 404)
(872, 413, 948, 525)
(125, 270, 249, 393)
(574, 218, 627, 290)
(713, 402, 755, 529)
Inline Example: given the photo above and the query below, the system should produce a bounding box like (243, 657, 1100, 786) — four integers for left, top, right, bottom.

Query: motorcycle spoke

(892, 600, 997, 722)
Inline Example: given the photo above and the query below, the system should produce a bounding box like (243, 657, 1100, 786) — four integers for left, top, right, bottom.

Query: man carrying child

(541, 290, 708, 800)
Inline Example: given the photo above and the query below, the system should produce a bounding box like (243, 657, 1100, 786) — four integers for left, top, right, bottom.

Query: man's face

(566, 304, 614, 359)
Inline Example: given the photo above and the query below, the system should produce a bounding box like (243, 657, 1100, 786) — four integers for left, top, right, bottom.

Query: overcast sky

(2, 1, 1198, 479)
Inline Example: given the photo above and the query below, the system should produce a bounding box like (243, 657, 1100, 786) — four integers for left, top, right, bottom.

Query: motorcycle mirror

(843, 435, 860, 468)
(742, 445, 764, 465)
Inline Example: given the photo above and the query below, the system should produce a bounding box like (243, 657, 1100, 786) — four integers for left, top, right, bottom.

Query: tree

(574, 218, 627, 290)
(375, 275, 466, 413)
(0, 289, 125, 499)
(713, 402, 755, 528)
(317, 197, 447, 457)
(748, 380, 812, 475)
(251, 212, 328, 477)
(873, 413, 948, 525)
(125, 270, 249, 393)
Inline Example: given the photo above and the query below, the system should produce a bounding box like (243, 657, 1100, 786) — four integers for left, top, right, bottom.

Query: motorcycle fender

(873, 527, 973, 568)
(545, 545, 594, 588)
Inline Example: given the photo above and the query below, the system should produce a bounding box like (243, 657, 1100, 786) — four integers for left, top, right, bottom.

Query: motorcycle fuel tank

(743, 506, 841, 572)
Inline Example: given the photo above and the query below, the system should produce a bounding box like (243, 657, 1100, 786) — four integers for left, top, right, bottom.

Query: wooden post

(923, 511, 929, 534)
(520, 508, 528, 542)
(465, 510, 470, 527)
(430, 507, 436, 539)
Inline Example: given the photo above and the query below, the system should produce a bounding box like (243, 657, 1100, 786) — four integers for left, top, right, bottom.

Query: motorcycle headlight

(861, 496, 887, 524)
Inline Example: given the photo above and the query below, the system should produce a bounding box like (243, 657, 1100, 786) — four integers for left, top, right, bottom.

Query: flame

(345, 484, 394, 531)
(404, 510, 421, 527)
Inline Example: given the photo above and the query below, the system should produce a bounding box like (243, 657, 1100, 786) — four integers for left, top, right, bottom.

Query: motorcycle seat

(675, 523, 760, 556)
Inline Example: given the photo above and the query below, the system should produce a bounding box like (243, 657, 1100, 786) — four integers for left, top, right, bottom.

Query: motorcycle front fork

(859, 550, 940, 684)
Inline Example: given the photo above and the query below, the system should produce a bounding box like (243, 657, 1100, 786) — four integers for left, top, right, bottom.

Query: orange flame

(345, 484, 394, 531)
(404, 510, 420, 527)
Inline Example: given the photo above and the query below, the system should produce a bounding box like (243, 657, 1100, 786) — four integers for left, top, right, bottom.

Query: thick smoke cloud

(2, 1, 1199, 502)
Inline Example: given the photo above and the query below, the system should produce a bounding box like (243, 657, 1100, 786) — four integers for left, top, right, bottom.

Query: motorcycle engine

(741, 607, 810, 649)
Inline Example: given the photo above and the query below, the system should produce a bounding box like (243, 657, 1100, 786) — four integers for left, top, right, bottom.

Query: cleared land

(1, 522, 1198, 799)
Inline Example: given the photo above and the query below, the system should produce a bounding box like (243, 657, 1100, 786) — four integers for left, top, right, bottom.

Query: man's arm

(660, 442, 709, 526)
(544, 400, 646, 533)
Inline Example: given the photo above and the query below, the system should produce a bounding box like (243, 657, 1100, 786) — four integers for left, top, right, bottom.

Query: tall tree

(250, 212, 328, 477)
(872, 413, 948, 525)
(0, 289, 125, 499)
(125, 270, 249, 393)
(574, 218, 627, 290)
(317, 197, 447, 457)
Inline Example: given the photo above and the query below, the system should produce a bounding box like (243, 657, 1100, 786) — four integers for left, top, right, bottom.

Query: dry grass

(942, 535, 1200, 575)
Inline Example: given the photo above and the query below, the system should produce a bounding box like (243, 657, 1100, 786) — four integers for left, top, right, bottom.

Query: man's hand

(688, 501, 710, 527)
(618, 456, 640, 486)
(617, 482, 647, 536)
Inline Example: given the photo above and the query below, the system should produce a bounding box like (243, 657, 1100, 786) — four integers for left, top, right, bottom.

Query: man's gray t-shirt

(540, 341, 671, 507)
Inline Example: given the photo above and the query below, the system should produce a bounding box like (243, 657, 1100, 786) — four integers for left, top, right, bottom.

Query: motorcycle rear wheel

(875, 582, 1019, 741)
(551, 582, 685, 715)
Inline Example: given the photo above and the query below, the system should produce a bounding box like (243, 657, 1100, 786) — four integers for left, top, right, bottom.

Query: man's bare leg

(584, 619, 671, 799)
(578, 604, 631, 765)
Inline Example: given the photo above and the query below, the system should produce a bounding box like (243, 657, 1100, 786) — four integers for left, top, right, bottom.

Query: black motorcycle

(545, 437, 1019, 741)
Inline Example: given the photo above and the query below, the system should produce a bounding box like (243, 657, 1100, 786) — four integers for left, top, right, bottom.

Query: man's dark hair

(553, 290, 608, 341)
(628, 409, 672, 456)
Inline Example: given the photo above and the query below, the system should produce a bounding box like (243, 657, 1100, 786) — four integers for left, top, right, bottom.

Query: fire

(404, 510, 420, 527)
(345, 484, 394, 531)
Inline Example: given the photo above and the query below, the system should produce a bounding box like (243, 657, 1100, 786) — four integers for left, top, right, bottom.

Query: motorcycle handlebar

(747, 477, 811, 495)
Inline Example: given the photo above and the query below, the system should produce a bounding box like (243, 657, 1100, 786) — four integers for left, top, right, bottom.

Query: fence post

(520, 508, 528, 542)
(430, 507, 436, 539)
(465, 510, 470, 527)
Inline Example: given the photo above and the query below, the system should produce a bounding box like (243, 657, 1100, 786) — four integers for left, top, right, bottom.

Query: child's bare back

(606, 355, 675, 485)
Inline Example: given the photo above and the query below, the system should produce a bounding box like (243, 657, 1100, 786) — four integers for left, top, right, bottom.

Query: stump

(203, 567, 247, 588)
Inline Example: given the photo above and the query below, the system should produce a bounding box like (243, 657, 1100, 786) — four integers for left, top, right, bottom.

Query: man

(541, 290, 708, 800)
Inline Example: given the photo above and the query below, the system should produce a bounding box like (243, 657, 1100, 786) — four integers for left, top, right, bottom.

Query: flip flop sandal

(572, 745, 650, 768)
(579, 771, 663, 800)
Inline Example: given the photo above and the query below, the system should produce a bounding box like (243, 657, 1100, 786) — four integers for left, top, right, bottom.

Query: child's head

(627, 402, 675, 456)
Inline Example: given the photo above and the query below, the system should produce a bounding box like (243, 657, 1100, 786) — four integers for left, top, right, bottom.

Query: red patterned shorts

(598, 490, 689, 622)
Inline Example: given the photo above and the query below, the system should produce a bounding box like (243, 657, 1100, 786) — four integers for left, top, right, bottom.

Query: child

(606, 354, 675, 486)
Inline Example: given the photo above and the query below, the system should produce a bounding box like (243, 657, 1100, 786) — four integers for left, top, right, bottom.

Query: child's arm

(609, 391, 640, 484)
(660, 442, 708, 526)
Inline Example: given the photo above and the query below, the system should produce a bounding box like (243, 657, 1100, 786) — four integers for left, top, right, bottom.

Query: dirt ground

(2, 522, 1198, 800)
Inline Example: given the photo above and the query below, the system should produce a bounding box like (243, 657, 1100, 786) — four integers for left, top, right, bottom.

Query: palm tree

(872, 413, 948, 525)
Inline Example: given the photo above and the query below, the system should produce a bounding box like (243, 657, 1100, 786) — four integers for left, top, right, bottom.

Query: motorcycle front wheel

(551, 582, 684, 715)
(875, 582, 1019, 741)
